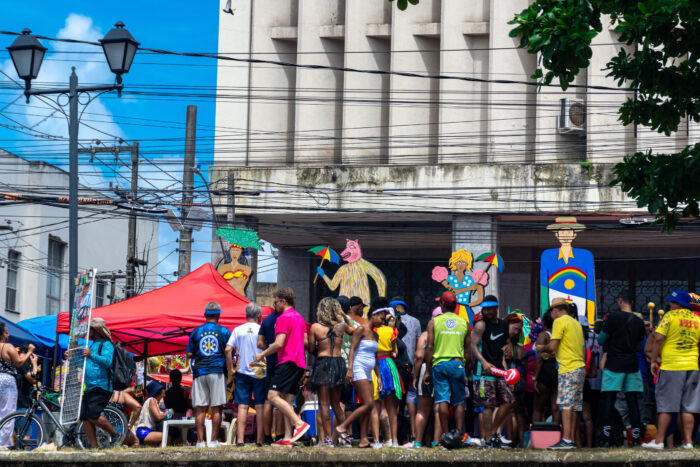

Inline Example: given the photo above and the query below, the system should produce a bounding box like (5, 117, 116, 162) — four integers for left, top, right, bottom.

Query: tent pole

(51, 328, 59, 391)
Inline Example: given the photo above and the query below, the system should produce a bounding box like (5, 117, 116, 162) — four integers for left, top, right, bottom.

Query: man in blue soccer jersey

(187, 302, 232, 448)
(540, 217, 595, 325)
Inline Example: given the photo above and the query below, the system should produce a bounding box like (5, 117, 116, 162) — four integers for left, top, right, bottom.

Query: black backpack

(99, 341, 136, 391)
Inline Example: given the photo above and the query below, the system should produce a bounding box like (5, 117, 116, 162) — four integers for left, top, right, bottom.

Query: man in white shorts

(186, 302, 231, 448)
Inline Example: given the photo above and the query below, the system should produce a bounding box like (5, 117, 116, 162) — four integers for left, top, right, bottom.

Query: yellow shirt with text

(656, 308, 700, 371)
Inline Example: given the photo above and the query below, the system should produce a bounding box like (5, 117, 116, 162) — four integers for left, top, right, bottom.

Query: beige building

(213, 0, 700, 322)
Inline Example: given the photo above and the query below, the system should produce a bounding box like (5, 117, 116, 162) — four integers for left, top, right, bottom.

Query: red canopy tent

(57, 263, 273, 357)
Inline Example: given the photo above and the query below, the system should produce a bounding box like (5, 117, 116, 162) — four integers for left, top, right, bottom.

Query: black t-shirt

(602, 311, 645, 373)
(164, 386, 190, 415)
(16, 363, 33, 409)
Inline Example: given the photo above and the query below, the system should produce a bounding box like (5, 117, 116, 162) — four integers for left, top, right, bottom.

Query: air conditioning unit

(558, 98, 586, 134)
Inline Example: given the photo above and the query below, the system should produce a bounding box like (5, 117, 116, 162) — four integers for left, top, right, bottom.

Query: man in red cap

(424, 292, 472, 444)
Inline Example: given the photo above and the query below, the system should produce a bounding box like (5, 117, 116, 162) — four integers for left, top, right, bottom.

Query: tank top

(433, 313, 468, 366)
(475, 318, 508, 375)
(376, 326, 398, 352)
(136, 397, 159, 430)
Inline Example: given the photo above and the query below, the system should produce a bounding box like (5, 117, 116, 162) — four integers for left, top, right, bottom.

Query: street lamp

(6, 23, 139, 312)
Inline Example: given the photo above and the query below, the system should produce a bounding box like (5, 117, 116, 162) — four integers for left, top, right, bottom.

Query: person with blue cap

(186, 302, 231, 448)
(643, 290, 700, 450)
(134, 380, 172, 446)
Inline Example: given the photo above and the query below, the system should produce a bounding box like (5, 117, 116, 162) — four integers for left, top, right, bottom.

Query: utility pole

(178, 105, 197, 277)
(82, 142, 144, 298)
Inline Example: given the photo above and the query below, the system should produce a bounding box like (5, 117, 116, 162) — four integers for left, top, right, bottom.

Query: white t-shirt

(227, 322, 264, 378)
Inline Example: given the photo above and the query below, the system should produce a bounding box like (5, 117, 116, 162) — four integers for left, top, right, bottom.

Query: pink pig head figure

(340, 239, 362, 263)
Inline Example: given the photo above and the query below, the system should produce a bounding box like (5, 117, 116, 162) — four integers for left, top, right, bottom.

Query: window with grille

(5, 250, 19, 312)
(95, 280, 106, 308)
(46, 237, 65, 315)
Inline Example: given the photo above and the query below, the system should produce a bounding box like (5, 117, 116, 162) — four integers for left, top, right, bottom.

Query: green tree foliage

(389, 0, 419, 11)
(509, 1, 700, 231)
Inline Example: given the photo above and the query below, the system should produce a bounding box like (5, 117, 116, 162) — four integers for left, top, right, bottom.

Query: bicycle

(0, 386, 128, 450)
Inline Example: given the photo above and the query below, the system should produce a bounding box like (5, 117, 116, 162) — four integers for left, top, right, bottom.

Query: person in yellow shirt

(643, 290, 700, 450)
(536, 297, 584, 450)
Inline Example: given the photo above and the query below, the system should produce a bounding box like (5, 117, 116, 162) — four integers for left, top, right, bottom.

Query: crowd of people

(0, 286, 699, 451)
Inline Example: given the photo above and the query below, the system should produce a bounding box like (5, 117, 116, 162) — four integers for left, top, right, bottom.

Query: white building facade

(213, 0, 700, 321)
(0, 150, 159, 323)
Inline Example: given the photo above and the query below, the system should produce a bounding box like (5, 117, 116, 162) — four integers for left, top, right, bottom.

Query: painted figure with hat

(540, 217, 596, 325)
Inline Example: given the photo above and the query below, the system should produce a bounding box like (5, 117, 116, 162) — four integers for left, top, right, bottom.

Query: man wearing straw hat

(79, 318, 118, 448)
(540, 217, 596, 325)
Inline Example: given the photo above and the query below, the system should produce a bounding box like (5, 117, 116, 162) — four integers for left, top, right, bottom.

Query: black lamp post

(6, 23, 139, 314)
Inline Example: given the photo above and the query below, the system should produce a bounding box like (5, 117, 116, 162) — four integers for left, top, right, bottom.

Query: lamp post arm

(25, 83, 124, 100)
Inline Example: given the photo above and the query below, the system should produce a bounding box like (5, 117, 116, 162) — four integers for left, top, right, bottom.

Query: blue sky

(0, 1, 277, 289)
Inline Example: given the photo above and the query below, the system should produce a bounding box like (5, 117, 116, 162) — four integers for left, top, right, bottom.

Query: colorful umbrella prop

(476, 252, 504, 274)
(308, 246, 341, 284)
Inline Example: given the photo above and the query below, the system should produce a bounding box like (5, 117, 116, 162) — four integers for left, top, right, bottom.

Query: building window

(5, 250, 19, 312)
(46, 237, 65, 315)
(95, 280, 105, 308)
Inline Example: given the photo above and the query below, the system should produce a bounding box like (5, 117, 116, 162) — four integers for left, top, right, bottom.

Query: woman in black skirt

(309, 297, 350, 446)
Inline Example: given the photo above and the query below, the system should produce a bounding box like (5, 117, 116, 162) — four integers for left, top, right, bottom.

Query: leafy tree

(394, 0, 700, 230)
(510, 1, 700, 231)
(389, 0, 419, 11)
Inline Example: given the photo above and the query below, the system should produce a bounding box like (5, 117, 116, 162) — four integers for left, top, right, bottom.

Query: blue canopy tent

(17, 315, 68, 357)
(0, 315, 52, 359)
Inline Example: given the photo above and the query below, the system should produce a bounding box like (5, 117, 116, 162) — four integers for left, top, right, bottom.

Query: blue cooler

(299, 401, 334, 438)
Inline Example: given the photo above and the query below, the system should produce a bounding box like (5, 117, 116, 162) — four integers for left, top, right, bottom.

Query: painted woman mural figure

(433, 249, 486, 324)
(214, 227, 262, 296)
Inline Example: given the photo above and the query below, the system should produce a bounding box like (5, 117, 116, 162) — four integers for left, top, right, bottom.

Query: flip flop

(357, 443, 371, 449)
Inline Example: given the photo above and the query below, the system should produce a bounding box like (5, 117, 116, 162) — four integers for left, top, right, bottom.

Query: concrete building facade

(213, 0, 700, 323)
(0, 150, 159, 323)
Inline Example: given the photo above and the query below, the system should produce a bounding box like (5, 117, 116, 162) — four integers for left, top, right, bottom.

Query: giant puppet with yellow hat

(540, 217, 596, 326)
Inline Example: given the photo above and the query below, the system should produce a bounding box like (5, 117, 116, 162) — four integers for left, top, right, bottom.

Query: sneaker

(430, 442, 440, 448)
(547, 439, 576, 450)
(464, 436, 484, 447)
(681, 443, 694, 449)
(373, 441, 383, 450)
(413, 441, 423, 448)
(263, 435, 273, 445)
(290, 422, 310, 443)
(391, 440, 400, 448)
(641, 440, 664, 450)
(402, 440, 414, 448)
(195, 441, 207, 449)
(272, 439, 293, 447)
(499, 436, 513, 446)
(208, 441, 221, 448)
(487, 435, 510, 449)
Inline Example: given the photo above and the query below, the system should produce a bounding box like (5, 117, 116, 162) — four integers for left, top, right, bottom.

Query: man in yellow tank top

(425, 292, 471, 444)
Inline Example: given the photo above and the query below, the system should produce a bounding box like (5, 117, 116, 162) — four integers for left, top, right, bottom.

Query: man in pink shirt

(254, 287, 309, 445)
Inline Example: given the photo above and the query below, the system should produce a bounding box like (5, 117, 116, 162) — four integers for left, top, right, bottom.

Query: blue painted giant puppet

(540, 217, 595, 325)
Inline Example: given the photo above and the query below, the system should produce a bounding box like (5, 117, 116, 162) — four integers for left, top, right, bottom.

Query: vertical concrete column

(215, 0, 252, 167)
(388, 0, 440, 165)
(452, 215, 500, 309)
(295, 0, 345, 165)
(343, 0, 391, 164)
(276, 247, 313, 321)
(439, 0, 490, 164)
(587, 18, 634, 163)
(487, 0, 536, 164)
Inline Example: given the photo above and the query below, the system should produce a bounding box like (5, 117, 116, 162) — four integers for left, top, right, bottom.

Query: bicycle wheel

(75, 406, 128, 449)
(0, 410, 45, 450)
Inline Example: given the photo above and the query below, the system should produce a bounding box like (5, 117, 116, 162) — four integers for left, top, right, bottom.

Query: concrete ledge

(270, 26, 298, 41)
(366, 23, 391, 38)
(3, 446, 699, 466)
(463, 21, 489, 36)
(412, 22, 440, 38)
(320, 24, 345, 39)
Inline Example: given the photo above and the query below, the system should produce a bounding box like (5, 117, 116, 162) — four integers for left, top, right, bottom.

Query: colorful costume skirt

(372, 356, 404, 400)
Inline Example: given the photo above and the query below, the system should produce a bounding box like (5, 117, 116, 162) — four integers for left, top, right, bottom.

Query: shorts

(80, 387, 111, 421)
(234, 373, 265, 406)
(136, 427, 152, 444)
(262, 365, 276, 401)
(341, 383, 357, 409)
(583, 381, 599, 403)
(655, 370, 700, 414)
(405, 387, 417, 405)
(472, 378, 515, 409)
(192, 372, 227, 407)
(269, 361, 304, 396)
(417, 363, 433, 397)
(432, 360, 466, 406)
(601, 369, 643, 393)
(557, 367, 585, 412)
